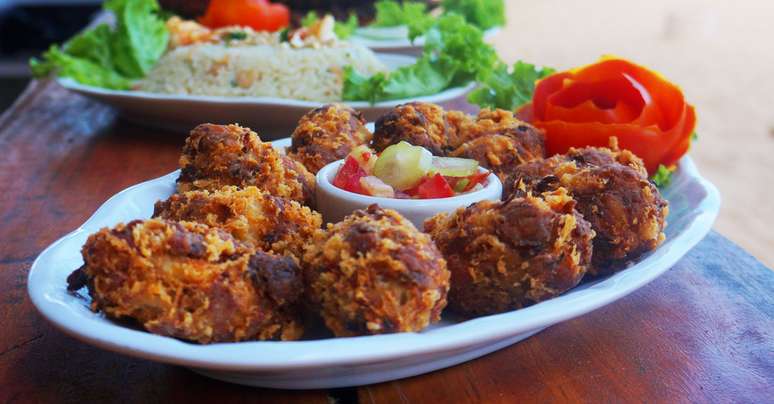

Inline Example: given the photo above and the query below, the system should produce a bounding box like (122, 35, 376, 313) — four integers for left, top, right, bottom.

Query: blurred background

(1, 0, 772, 267)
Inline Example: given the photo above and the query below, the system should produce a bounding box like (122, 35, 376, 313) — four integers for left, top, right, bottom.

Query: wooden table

(1, 81, 772, 403)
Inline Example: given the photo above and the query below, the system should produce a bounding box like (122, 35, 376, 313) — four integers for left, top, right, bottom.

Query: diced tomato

(410, 173, 455, 199)
(443, 176, 466, 192)
(333, 156, 367, 194)
(348, 145, 377, 173)
(462, 171, 490, 192)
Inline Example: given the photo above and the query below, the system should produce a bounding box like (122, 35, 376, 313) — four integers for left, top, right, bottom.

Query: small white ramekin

(315, 160, 503, 229)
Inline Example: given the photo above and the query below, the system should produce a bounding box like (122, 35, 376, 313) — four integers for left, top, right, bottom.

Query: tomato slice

(199, 0, 290, 32)
(409, 174, 455, 199)
(333, 156, 367, 195)
(462, 171, 490, 192)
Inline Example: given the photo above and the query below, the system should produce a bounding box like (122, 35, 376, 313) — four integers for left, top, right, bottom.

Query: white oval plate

(56, 53, 474, 138)
(27, 149, 719, 389)
(351, 26, 501, 56)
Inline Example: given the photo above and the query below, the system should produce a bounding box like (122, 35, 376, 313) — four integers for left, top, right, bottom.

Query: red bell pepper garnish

(518, 57, 696, 175)
(199, 0, 290, 32)
(333, 156, 367, 195)
(410, 173, 455, 199)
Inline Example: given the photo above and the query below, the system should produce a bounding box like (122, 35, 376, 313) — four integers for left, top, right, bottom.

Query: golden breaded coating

(177, 123, 315, 207)
(451, 134, 544, 180)
(425, 190, 594, 318)
(70, 219, 304, 343)
(458, 109, 545, 146)
(288, 104, 372, 174)
(372, 102, 469, 156)
(450, 109, 545, 178)
(444, 110, 476, 149)
(506, 145, 668, 275)
(565, 140, 648, 177)
(503, 142, 649, 197)
(302, 204, 449, 336)
(153, 186, 321, 259)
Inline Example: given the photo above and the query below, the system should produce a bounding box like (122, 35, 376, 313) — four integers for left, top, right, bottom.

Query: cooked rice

(138, 40, 387, 101)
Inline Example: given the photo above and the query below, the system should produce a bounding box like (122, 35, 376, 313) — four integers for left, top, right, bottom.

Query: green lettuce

(373, 0, 433, 28)
(373, 0, 505, 32)
(29, 0, 168, 89)
(105, 0, 168, 78)
(468, 60, 555, 110)
(442, 0, 505, 30)
(63, 24, 114, 71)
(651, 165, 674, 188)
(343, 14, 498, 103)
(423, 14, 498, 85)
(30, 46, 132, 89)
(302, 12, 359, 39)
(341, 67, 387, 104)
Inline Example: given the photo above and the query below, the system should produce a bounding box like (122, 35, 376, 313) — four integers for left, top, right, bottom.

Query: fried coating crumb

(303, 204, 449, 336)
(372, 104, 544, 179)
(450, 109, 545, 178)
(288, 104, 372, 174)
(177, 123, 315, 207)
(371, 102, 470, 155)
(505, 144, 668, 275)
(153, 186, 321, 258)
(444, 110, 476, 149)
(425, 190, 594, 317)
(76, 219, 304, 343)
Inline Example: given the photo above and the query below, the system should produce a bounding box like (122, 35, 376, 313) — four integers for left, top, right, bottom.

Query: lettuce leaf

(105, 0, 168, 78)
(343, 14, 498, 103)
(301, 11, 319, 28)
(302, 12, 358, 39)
(381, 58, 455, 100)
(468, 60, 555, 110)
(442, 0, 505, 30)
(650, 165, 674, 188)
(342, 67, 387, 104)
(335, 14, 359, 39)
(63, 24, 115, 71)
(30, 46, 132, 89)
(373, 0, 433, 28)
(423, 14, 498, 85)
(30, 0, 168, 89)
(373, 0, 505, 32)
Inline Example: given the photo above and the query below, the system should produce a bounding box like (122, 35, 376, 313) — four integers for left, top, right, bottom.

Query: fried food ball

(425, 190, 594, 318)
(372, 102, 471, 155)
(287, 103, 373, 174)
(506, 144, 668, 275)
(450, 109, 545, 178)
(69, 219, 304, 343)
(503, 141, 649, 197)
(177, 123, 315, 207)
(302, 204, 449, 336)
(153, 186, 321, 258)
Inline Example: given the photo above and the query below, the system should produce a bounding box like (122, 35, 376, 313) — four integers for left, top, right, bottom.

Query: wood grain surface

(1, 81, 772, 403)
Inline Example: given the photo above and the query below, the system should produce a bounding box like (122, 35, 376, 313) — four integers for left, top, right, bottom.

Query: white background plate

(351, 26, 501, 56)
(27, 149, 719, 389)
(56, 53, 474, 138)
